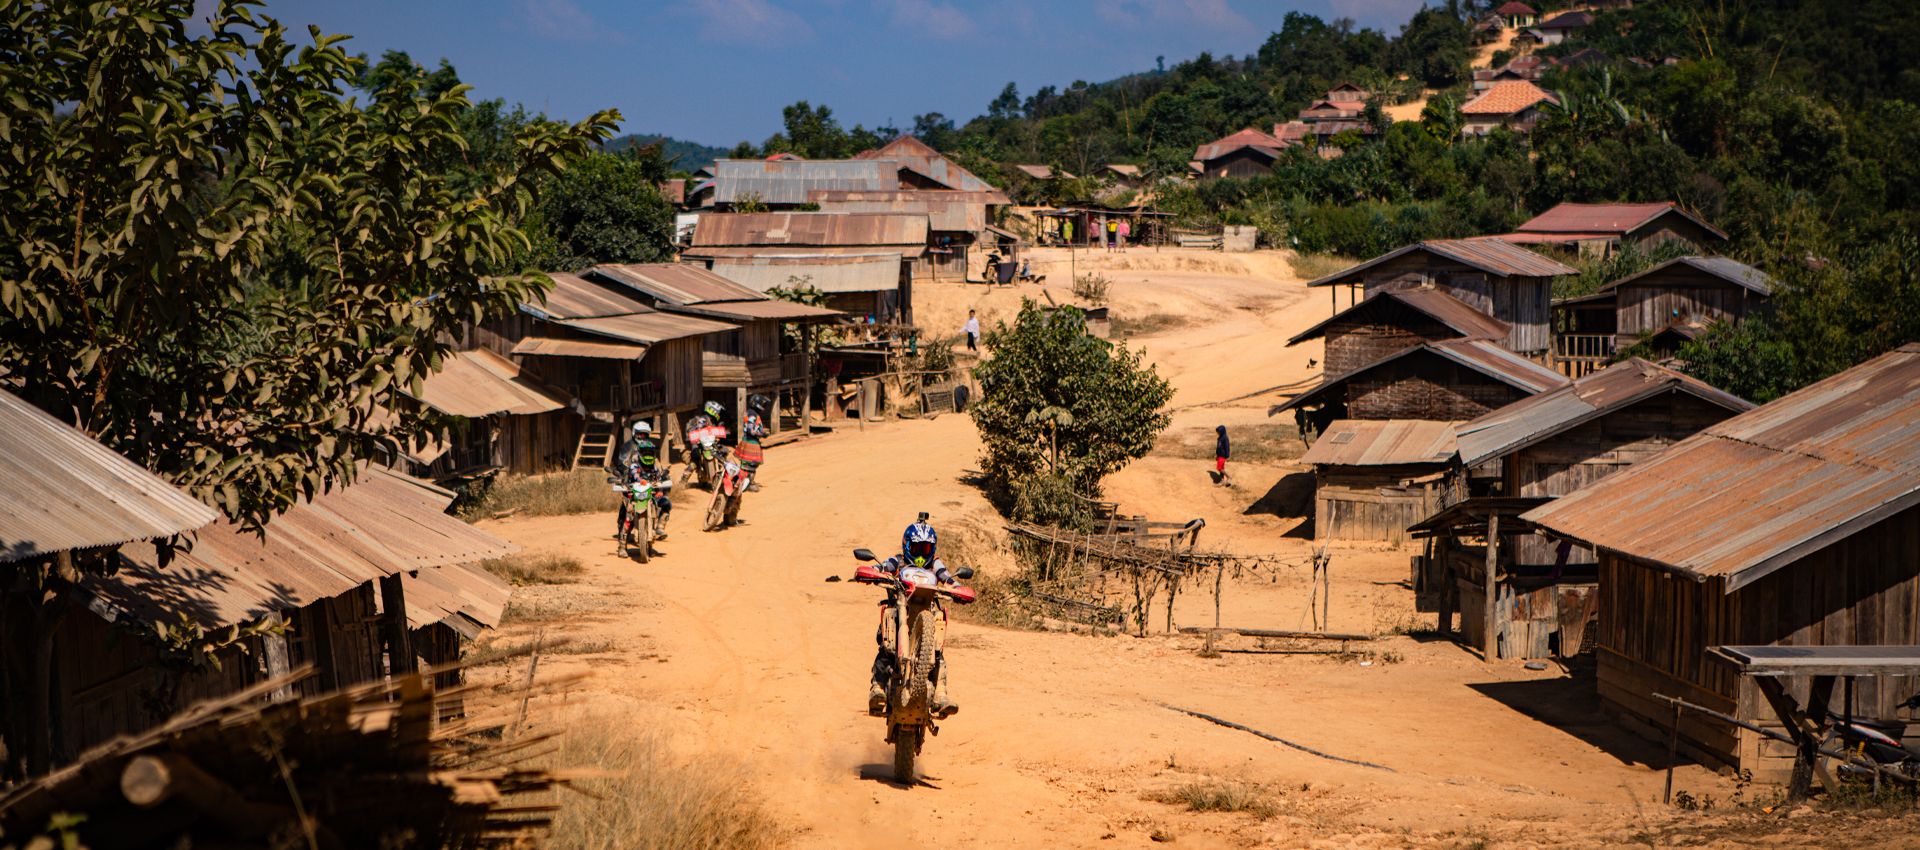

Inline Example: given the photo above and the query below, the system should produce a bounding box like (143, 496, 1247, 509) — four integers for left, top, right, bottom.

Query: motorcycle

(702, 448, 752, 532)
(1826, 693, 1920, 783)
(609, 470, 660, 562)
(850, 548, 976, 783)
(680, 422, 729, 489)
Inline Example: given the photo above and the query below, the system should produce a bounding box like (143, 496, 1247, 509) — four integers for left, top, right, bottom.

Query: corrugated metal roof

(809, 190, 1008, 232)
(589, 262, 765, 305)
(402, 559, 511, 632)
(97, 466, 515, 628)
(1600, 255, 1775, 295)
(511, 336, 648, 360)
(852, 136, 1002, 193)
(1514, 202, 1727, 241)
(0, 390, 218, 562)
(1304, 238, 1577, 287)
(708, 253, 904, 294)
(1273, 339, 1569, 414)
(409, 349, 571, 417)
(1015, 164, 1069, 180)
(1288, 287, 1510, 346)
(1460, 80, 1557, 115)
(1195, 127, 1289, 162)
(552, 312, 736, 346)
(1536, 10, 1593, 28)
(710, 159, 897, 205)
(1299, 419, 1459, 466)
(689, 212, 929, 250)
(1524, 344, 1920, 590)
(1456, 358, 1752, 467)
(529, 272, 653, 319)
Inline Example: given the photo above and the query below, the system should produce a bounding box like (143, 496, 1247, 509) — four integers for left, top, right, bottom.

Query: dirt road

(480, 251, 1880, 848)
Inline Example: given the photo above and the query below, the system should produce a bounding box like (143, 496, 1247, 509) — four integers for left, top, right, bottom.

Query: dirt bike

(702, 449, 752, 532)
(680, 423, 728, 489)
(851, 548, 976, 783)
(609, 470, 660, 563)
(1825, 693, 1920, 783)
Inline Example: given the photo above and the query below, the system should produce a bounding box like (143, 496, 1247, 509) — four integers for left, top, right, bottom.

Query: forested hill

(607, 133, 730, 172)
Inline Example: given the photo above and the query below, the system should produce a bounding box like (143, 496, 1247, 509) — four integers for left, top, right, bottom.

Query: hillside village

(2, 0, 1919, 848)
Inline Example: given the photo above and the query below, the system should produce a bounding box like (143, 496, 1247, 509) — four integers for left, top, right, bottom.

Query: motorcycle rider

(737, 394, 769, 492)
(684, 400, 727, 479)
(867, 513, 959, 719)
(610, 421, 672, 539)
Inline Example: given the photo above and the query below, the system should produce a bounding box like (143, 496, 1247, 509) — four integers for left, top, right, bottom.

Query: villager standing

(1105, 217, 1119, 252)
(963, 309, 980, 352)
(1214, 424, 1233, 487)
(1117, 219, 1131, 251)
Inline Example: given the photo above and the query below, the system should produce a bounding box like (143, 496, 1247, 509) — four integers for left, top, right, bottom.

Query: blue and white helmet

(902, 516, 937, 563)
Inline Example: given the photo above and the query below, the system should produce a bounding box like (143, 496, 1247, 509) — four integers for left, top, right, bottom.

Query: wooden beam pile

(0, 662, 585, 849)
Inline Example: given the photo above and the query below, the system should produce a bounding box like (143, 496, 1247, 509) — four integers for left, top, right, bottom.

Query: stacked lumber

(0, 663, 583, 849)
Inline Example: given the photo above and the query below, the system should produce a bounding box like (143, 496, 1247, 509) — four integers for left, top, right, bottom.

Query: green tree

(969, 303, 1173, 499)
(0, 0, 616, 529)
(527, 147, 676, 270)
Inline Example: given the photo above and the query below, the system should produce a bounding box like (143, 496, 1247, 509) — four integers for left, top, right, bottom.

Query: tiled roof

(1460, 80, 1557, 116)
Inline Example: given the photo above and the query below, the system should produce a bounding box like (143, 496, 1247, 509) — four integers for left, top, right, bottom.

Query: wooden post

(1664, 699, 1681, 804)
(379, 574, 416, 676)
(261, 611, 293, 703)
(1483, 513, 1500, 661)
(735, 387, 748, 438)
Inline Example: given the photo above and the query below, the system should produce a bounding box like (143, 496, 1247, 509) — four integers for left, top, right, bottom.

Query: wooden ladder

(572, 420, 616, 470)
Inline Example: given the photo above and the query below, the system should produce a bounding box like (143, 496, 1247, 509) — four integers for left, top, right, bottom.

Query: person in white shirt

(963, 309, 980, 352)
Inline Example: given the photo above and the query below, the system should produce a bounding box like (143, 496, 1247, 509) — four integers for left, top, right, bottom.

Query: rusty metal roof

(528, 272, 653, 319)
(710, 159, 896, 205)
(1299, 419, 1459, 466)
(1288, 287, 1510, 346)
(96, 466, 515, 628)
(1600, 255, 1775, 295)
(689, 212, 929, 250)
(1304, 238, 1576, 287)
(522, 271, 736, 345)
(588, 262, 767, 305)
(1523, 344, 1920, 591)
(708, 253, 904, 294)
(852, 135, 1002, 193)
(0, 390, 218, 562)
(409, 349, 570, 417)
(511, 336, 648, 360)
(1513, 202, 1728, 241)
(401, 559, 511, 633)
(1456, 358, 1752, 467)
(809, 190, 1008, 232)
(1273, 339, 1569, 414)
(1194, 127, 1289, 161)
(551, 312, 736, 346)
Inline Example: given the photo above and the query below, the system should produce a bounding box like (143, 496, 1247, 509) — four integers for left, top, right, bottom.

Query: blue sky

(247, 0, 1427, 146)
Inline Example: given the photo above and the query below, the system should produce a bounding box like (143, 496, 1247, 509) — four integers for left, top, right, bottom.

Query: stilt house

(404, 348, 575, 477)
(1274, 338, 1570, 434)
(1498, 202, 1728, 257)
(1524, 344, 1920, 780)
(1551, 256, 1774, 374)
(1302, 238, 1576, 360)
(1288, 285, 1513, 376)
(1410, 360, 1752, 659)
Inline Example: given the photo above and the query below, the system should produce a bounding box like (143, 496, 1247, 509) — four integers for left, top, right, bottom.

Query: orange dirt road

(480, 250, 1897, 849)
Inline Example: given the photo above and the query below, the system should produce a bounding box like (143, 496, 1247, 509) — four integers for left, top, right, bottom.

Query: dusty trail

(479, 250, 1827, 848)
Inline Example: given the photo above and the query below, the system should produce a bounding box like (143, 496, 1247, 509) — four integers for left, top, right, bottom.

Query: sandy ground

(476, 249, 1916, 848)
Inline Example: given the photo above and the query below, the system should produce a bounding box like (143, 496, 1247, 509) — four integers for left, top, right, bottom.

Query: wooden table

(1710, 645, 1920, 800)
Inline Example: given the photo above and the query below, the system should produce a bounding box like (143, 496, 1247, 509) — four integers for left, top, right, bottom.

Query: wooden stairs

(573, 420, 616, 470)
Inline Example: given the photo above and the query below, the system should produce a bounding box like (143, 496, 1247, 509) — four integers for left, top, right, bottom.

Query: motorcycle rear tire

(893, 725, 920, 783)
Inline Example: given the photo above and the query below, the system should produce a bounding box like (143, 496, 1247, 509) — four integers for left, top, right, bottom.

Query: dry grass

(1154, 424, 1306, 463)
(1287, 252, 1358, 281)
(481, 552, 587, 586)
(466, 637, 620, 667)
(1072, 273, 1114, 305)
(1110, 312, 1192, 338)
(460, 470, 620, 520)
(546, 718, 783, 850)
(502, 591, 618, 625)
(1148, 779, 1279, 819)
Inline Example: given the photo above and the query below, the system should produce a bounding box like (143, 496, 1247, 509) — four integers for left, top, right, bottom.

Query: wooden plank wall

(1507, 393, 1735, 499)
(640, 337, 705, 412)
(1347, 357, 1529, 420)
(51, 611, 257, 762)
(1314, 465, 1444, 544)
(289, 583, 385, 695)
(1324, 303, 1461, 375)
(497, 410, 581, 475)
(1360, 258, 1551, 353)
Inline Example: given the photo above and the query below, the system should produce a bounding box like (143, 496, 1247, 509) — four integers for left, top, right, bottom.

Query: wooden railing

(778, 353, 809, 383)
(1553, 333, 1616, 378)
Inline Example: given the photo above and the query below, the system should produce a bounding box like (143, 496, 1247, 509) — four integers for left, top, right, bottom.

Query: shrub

(1011, 471, 1093, 530)
(1148, 780, 1279, 819)
(458, 470, 619, 519)
(1287, 252, 1358, 281)
(1071, 273, 1113, 305)
(480, 552, 586, 586)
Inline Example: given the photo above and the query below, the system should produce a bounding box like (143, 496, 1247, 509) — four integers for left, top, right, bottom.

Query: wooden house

(1459, 81, 1559, 137)
(404, 348, 577, 477)
(1276, 338, 1569, 438)
(1471, 54, 1549, 92)
(459, 272, 737, 471)
(1495, 0, 1537, 28)
(707, 252, 912, 330)
(701, 159, 896, 210)
(1411, 360, 1752, 659)
(1528, 10, 1593, 44)
(808, 190, 1009, 279)
(1524, 344, 1920, 780)
(1499, 202, 1729, 257)
(1303, 238, 1578, 359)
(684, 211, 932, 286)
(1606, 256, 1775, 352)
(1288, 286, 1513, 376)
(586, 262, 843, 436)
(1192, 128, 1290, 179)
(1300, 419, 1458, 544)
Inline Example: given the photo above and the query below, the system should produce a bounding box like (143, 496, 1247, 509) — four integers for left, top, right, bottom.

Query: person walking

(963, 309, 980, 352)
(1214, 424, 1233, 487)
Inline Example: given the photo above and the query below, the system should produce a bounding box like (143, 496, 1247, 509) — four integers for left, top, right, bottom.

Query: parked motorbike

(680, 423, 728, 489)
(609, 469, 659, 563)
(1826, 693, 1920, 782)
(850, 548, 976, 783)
(702, 448, 751, 532)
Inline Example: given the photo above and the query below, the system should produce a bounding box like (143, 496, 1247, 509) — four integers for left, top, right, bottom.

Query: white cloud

(880, 0, 977, 39)
(1097, 0, 1250, 32)
(519, 0, 629, 43)
(688, 0, 815, 45)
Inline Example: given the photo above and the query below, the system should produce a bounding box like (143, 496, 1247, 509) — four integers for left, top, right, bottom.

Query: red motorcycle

(851, 548, 976, 783)
(702, 447, 751, 532)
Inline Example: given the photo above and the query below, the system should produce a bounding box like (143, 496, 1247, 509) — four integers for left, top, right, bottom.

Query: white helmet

(632, 421, 652, 434)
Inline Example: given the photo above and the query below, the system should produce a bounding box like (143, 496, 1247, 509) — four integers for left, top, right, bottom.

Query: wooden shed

(1192, 128, 1288, 179)
(707, 252, 913, 329)
(683, 211, 933, 285)
(1275, 338, 1569, 436)
(1603, 256, 1775, 353)
(1303, 239, 1576, 358)
(1411, 360, 1753, 659)
(405, 348, 578, 477)
(1300, 419, 1458, 544)
(1524, 344, 1920, 780)
(1288, 286, 1512, 376)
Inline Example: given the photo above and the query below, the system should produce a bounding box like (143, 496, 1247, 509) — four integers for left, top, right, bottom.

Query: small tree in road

(970, 302, 1174, 508)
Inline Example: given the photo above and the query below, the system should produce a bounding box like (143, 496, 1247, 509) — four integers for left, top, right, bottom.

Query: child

(1214, 424, 1233, 487)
